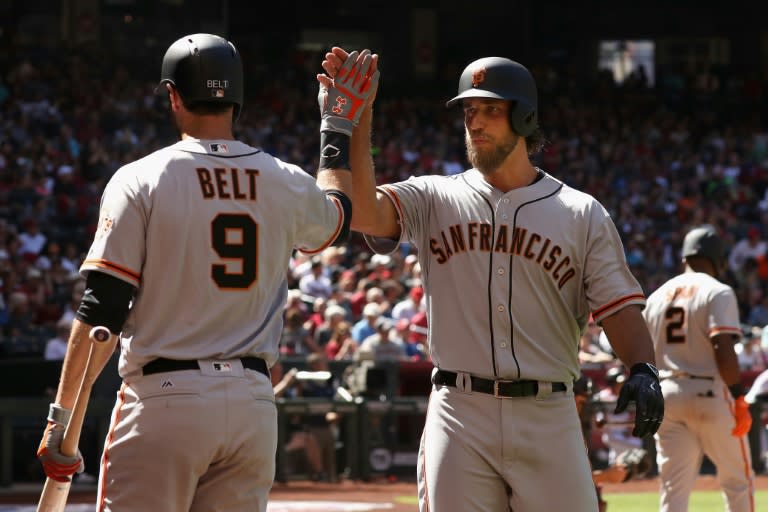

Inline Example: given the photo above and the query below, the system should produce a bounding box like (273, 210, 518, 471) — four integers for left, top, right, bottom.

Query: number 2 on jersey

(665, 306, 686, 343)
(211, 213, 258, 289)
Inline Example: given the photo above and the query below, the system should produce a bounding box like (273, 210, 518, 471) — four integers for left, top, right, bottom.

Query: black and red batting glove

(614, 362, 664, 438)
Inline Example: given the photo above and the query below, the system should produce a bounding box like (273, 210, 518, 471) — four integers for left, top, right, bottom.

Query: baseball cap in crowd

(363, 303, 381, 318)
(370, 254, 392, 267)
(409, 286, 424, 303)
(324, 304, 347, 321)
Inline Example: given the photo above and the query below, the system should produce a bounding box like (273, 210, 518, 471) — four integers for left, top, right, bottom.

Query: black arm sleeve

(324, 189, 352, 246)
(75, 271, 136, 335)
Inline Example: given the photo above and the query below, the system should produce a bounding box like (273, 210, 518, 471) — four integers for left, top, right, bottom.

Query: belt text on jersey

(196, 167, 260, 200)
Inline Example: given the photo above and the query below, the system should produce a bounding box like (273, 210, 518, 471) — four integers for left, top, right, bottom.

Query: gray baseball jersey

(365, 168, 644, 511)
(81, 138, 344, 376)
(367, 168, 644, 382)
(643, 271, 755, 511)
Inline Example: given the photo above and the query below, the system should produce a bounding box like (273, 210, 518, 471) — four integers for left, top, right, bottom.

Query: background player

(643, 224, 755, 511)
(35, 34, 376, 511)
(319, 50, 664, 511)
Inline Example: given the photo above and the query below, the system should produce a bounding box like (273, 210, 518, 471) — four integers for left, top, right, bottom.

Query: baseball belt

(433, 369, 566, 398)
(141, 357, 269, 378)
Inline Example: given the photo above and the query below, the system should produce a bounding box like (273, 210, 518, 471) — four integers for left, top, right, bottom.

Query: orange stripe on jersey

(380, 185, 405, 223)
(98, 384, 127, 511)
(82, 258, 141, 283)
(299, 195, 344, 255)
(592, 293, 646, 320)
(710, 326, 742, 337)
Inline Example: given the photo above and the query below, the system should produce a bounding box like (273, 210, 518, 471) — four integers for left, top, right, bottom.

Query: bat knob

(90, 326, 111, 342)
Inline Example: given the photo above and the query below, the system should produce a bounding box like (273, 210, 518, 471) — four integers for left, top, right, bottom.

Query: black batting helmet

(681, 224, 725, 269)
(158, 33, 243, 120)
(446, 57, 538, 137)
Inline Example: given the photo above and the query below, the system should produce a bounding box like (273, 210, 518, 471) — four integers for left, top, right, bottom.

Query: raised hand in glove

(318, 49, 380, 136)
(37, 403, 84, 482)
(614, 362, 664, 438)
(731, 396, 752, 437)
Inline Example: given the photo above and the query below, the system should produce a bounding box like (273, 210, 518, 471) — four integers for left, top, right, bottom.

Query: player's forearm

(53, 319, 98, 409)
(349, 108, 381, 232)
(712, 334, 742, 386)
(600, 306, 656, 367)
(317, 169, 353, 196)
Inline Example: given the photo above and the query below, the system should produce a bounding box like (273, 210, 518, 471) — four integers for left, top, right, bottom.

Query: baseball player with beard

(643, 225, 755, 511)
(35, 35, 377, 511)
(319, 50, 664, 511)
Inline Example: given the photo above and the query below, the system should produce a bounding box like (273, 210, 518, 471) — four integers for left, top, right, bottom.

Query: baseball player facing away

(320, 50, 664, 511)
(35, 35, 377, 511)
(643, 225, 755, 512)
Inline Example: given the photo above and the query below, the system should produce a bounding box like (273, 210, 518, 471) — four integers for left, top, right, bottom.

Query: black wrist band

(319, 131, 351, 171)
(728, 383, 745, 399)
(629, 362, 659, 380)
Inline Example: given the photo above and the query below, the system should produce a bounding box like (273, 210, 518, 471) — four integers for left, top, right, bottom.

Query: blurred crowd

(1, 41, 768, 381)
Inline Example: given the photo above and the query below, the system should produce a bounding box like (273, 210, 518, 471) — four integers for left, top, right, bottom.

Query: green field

(604, 489, 768, 511)
(396, 490, 768, 509)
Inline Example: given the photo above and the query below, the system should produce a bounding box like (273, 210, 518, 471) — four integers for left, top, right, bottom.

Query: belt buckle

(493, 379, 515, 399)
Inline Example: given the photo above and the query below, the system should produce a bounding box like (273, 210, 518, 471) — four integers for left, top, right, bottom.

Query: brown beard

(465, 131, 519, 175)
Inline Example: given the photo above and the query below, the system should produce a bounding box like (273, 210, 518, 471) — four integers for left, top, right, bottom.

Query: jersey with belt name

(80, 139, 344, 377)
(365, 169, 644, 383)
(643, 271, 742, 378)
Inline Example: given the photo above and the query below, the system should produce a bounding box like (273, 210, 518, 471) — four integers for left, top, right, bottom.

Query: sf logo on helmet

(471, 67, 486, 88)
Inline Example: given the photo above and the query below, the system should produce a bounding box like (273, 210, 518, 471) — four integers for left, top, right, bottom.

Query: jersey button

(497, 268, 505, 275)
(497, 305, 505, 312)
(500, 342, 507, 348)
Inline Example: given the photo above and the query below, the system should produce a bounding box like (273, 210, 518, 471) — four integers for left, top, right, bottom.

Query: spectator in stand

(17, 218, 46, 262)
(299, 258, 333, 300)
(351, 302, 381, 344)
(747, 288, 768, 328)
(400, 254, 422, 289)
(729, 226, 767, 279)
(325, 321, 356, 361)
(280, 308, 319, 356)
(314, 304, 347, 349)
(594, 367, 644, 466)
(407, 310, 429, 360)
(304, 297, 328, 338)
(357, 317, 407, 362)
(392, 285, 424, 322)
(736, 328, 767, 372)
(43, 318, 69, 361)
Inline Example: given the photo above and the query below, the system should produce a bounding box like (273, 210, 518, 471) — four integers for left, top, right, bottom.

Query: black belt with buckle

(433, 370, 567, 398)
(141, 357, 269, 378)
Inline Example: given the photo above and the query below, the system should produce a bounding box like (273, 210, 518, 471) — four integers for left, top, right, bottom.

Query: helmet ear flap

(510, 102, 537, 137)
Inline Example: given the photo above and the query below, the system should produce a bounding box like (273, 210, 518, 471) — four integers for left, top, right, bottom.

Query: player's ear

(166, 83, 182, 111)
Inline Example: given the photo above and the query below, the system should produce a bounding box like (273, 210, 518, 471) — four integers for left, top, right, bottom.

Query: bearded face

(465, 129, 519, 175)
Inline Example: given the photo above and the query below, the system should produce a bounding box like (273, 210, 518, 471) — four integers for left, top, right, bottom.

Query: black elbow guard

(76, 271, 136, 334)
(324, 189, 352, 245)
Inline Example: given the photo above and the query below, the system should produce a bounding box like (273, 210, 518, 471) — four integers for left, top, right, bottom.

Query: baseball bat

(37, 326, 115, 512)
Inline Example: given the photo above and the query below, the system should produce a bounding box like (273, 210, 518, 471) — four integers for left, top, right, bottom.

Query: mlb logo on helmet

(212, 89, 225, 98)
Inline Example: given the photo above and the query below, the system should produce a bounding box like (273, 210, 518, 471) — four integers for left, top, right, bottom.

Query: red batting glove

(37, 419, 84, 482)
(731, 396, 752, 437)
